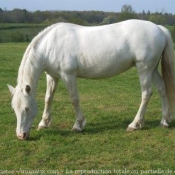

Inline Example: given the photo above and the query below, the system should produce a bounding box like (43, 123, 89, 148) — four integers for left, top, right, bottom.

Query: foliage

(171, 26, 175, 42)
(166, 25, 175, 42)
(9, 32, 25, 42)
(1, 43, 175, 172)
(119, 5, 138, 21)
(0, 5, 175, 43)
(0, 6, 175, 26)
(101, 16, 116, 25)
(0, 23, 174, 43)
(149, 13, 166, 25)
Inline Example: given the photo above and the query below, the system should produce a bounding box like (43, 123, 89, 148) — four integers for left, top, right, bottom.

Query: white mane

(17, 24, 58, 86)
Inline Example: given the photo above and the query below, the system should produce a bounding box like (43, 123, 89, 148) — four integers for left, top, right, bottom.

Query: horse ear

(7, 84, 15, 95)
(25, 85, 31, 94)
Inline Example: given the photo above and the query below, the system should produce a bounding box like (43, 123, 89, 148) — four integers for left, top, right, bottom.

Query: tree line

(0, 5, 175, 26)
(0, 5, 174, 42)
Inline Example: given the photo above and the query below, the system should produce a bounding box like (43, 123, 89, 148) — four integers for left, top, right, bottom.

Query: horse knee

(142, 88, 152, 101)
(71, 97, 79, 106)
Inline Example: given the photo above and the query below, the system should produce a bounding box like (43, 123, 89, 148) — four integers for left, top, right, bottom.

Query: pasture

(1, 43, 175, 174)
(0, 23, 47, 42)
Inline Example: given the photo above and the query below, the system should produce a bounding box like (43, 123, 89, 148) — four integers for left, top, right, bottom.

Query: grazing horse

(7, 19, 175, 140)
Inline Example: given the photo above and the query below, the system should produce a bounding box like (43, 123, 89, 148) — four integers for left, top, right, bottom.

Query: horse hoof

(37, 125, 47, 130)
(72, 119, 86, 132)
(71, 127, 82, 132)
(160, 123, 169, 128)
(126, 126, 137, 132)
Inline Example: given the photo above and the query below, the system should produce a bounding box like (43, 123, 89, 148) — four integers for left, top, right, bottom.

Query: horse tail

(159, 25, 175, 115)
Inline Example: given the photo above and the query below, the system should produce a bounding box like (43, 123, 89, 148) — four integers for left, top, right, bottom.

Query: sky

(0, 0, 175, 14)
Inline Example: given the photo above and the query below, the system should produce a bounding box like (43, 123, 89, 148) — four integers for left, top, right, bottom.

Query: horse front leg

(38, 73, 58, 130)
(127, 71, 153, 131)
(61, 73, 86, 132)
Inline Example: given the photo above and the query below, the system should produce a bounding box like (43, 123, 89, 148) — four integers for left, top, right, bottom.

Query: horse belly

(77, 56, 134, 79)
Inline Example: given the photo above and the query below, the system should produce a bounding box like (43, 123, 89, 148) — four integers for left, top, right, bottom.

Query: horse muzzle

(17, 132, 30, 140)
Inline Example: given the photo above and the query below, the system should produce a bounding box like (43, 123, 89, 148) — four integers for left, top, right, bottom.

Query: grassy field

(0, 23, 48, 42)
(1, 43, 175, 174)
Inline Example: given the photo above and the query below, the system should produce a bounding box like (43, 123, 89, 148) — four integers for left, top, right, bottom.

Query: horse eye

(25, 107, 29, 112)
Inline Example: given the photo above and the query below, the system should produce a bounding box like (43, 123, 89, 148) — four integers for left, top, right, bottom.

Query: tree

(0, 8, 3, 22)
(121, 5, 135, 14)
(119, 5, 138, 21)
(101, 15, 116, 24)
(149, 13, 166, 25)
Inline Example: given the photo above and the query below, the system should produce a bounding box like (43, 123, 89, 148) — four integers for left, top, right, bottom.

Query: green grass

(1, 43, 175, 174)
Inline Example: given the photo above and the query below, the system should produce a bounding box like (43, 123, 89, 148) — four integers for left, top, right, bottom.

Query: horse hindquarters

(127, 25, 175, 131)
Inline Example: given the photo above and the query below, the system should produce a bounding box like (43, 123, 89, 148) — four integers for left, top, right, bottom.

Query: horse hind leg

(127, 66, 153, 131)
(153, 69, 172, 127)
(38, 73, 58, 130)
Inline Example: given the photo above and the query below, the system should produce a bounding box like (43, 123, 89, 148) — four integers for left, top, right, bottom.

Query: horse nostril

(23, 133, 26, 138)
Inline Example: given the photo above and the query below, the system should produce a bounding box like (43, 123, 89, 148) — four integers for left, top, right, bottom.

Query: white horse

(8, 19, 175, 140)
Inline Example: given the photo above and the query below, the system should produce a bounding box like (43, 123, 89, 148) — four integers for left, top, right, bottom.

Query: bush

(171, 26, 175, 42)
(10, 32, 25, 42)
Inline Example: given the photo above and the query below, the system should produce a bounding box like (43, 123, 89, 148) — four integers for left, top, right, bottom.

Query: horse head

(7, 84, 37, 140)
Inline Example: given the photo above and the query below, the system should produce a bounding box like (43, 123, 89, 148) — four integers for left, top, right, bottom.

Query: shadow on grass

(29, 117, 175, 140)
(144, 118, 175, 130)
(29, 127, 74, 141)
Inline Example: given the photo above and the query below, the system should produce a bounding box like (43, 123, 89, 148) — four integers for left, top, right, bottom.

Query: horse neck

(17, 46, 44, 94)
